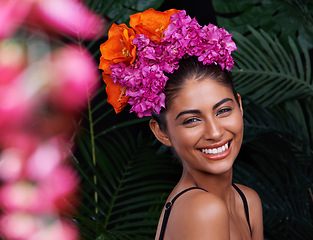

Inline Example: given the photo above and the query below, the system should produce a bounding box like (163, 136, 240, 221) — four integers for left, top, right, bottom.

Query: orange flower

(102, 73, 129, 113)
(130, 8, 180, 42)
(99, 23, 136, 74)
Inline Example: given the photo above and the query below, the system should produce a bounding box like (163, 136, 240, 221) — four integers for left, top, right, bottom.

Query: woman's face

(163, 78, 243, 176)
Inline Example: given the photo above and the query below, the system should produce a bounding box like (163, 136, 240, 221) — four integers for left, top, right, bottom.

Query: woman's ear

(237, 93, 243, 116)
(149, 119, 172, 147)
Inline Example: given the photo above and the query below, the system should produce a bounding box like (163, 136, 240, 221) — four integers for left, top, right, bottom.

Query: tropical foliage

(73, 0, 313, 239)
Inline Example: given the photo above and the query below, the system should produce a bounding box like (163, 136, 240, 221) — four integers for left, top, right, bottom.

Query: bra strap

(232, 183, 252, 236)
(158, 187, 207, 240)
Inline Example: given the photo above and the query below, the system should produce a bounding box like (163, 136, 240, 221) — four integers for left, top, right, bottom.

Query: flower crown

(99, 9, 237, 118)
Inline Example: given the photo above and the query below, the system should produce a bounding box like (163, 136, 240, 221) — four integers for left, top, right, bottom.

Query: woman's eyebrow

(175, 98, 234, 120)
(175, 110, 201, 120)
(213, 98, 233, 110)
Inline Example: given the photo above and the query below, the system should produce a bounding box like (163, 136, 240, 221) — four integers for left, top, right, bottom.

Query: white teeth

(201, 142, 229, 155)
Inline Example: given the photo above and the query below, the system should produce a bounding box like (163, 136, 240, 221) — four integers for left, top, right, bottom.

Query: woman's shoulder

(233, 183, 262, 208)
(181, 188, 228, 216)
(233, 183, 264, 239)
(166, 188, 230, 239)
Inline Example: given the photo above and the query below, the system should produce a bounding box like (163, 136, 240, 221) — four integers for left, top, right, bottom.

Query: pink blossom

(0, 213, 78, 240)
(40, 166, 79, 214)
(0, 181, 39, 213)
(0, 83, 33, 144)
(46, 45, 99, 112)
(25, 138, 66, 181)
(0, 0, 31, 39)
(29, 219, 78, 240)
(0, 166, 78, 214)
(0, 148, 25, 182)
(0, 212, 39, 239)
(28, 0, 105, 40)
(0, 0, 105, 39)
(108, 10, 237, 117)
(0, 39, 27, 85)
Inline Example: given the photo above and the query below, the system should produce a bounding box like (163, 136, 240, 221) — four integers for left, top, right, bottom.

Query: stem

(87, 87, 98, 215)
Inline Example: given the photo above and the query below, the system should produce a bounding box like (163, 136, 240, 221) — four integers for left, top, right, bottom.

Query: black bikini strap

(232, 183, 252, 236)
(158, 187, 207, 240)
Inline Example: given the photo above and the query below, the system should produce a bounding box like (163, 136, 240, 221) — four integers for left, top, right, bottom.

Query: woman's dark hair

(152, 56, 239, 131)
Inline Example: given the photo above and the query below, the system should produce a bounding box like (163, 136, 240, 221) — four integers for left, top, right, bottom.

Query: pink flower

(25, 138, 66, 181)
(47, 45, 99, 112)
(28, 0, 105, 40)
(0, 181, 39, 213)
(0, 212, 39, 239)
(0, 138, 78, 214)
(29, 219, 78, 240)
(0, 213, 78, 240)
(0, 0, 105, 39)
(0, 166, 79, 214)
(0, 148, 25, 182)
(107, 10, 237, 117)
(0, 0, 31, 39)
(40, 166, 79, 214)
(0, 84, 33, 143)
(0, 39, 27, 85)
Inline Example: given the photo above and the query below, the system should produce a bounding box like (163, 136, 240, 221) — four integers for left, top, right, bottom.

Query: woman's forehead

(169, 79, 234, 110)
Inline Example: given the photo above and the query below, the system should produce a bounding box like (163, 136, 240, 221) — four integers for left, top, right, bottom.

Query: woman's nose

(203, 118, 223, 140)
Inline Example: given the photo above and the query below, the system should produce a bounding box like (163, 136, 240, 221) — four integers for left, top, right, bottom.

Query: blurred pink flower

(28, 0, 105, 39)
(0, 0, 31, 39)
(0, 212, 39, 239)
(0, 43, 98, 145)
(0, 0, 105, 39)
(0, 85, 32, 138)
(0, 148, 25, 182)
(48, 45, 99, 112)
(0, 39, 27, 85)
(0, 138, 77, 213)
(0, 181, 39, 213)
(29, 219, 78, 240)
(0, 213, 78, 240)
(25, 138, 66, 181)
(40, 166, 79, 214)
(0, 166, 79, 214)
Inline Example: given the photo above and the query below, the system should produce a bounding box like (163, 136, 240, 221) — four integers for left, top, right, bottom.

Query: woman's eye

(182, 118, 200, 125)
(216, 108, 232, 116)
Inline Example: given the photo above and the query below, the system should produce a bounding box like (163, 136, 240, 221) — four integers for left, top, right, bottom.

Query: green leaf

(232, 27, 313, 107)
(74, 128, 180, 239)
(212, 0, 313, 49)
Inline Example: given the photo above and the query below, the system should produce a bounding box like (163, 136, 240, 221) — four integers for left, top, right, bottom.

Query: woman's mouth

(200, 141, 230, 155)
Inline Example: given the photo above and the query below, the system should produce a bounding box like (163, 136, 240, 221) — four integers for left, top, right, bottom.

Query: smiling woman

(150, 57, 263, 239)
(99, 8, 263, 240)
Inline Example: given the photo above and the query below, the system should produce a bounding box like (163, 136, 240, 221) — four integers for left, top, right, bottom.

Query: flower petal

(129, 8, 180, 42)
(31, 0, 105, 39)
(99, 23, 136, 66)
(102, 73, 129, 114)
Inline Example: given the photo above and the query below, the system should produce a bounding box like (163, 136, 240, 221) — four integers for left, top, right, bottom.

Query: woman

(99, 8, 263, 240)
(150, 57, 263, 239)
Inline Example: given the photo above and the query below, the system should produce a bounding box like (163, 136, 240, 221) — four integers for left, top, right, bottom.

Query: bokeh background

(0, 0, 312, 240)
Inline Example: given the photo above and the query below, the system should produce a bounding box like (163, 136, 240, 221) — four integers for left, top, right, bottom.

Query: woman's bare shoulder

(167, 189, 230, 239)
(234, 184, 264, 240)
(233, 183, 262, 209)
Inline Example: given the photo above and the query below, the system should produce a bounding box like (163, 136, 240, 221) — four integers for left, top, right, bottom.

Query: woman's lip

(199, 140, 232, 160)
(199, 140, 231, 150)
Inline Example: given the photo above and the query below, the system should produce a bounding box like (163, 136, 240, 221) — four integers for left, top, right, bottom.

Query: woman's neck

(180, 167, 234, 207)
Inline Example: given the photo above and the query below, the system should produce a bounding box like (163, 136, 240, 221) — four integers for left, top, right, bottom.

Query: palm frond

(74, 128, 180, 239)
(234, 142, 313, 239)
(243, 100, 312, 164)
(232, 26, 313, 108)
(212, 0, 313, 49)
